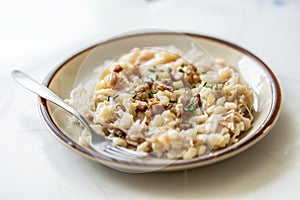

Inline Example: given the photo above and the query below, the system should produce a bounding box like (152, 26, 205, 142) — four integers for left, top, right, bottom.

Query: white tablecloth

(1, 0, 299, 199)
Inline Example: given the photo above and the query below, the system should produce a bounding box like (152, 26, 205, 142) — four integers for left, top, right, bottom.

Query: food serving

(66, 46, 254, 160)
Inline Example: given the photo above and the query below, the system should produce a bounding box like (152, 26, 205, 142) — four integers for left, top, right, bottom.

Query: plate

(38, 32, 282, 172)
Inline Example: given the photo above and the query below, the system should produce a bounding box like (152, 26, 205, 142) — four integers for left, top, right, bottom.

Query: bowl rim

(38, 31, 282, 170)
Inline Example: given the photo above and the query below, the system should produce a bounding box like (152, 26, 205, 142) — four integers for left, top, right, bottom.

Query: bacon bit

(116, 104, 126, 111)
(113, 65, 123, 73)
(114, 129, 126, 137)
(161, 104, 172, 109)
(148, 98, 158, 106)
(157, 85, 173, 92)
(150, 104, 165, 116)
(126, 139, 139, 146)
(136, 103, 148, 112)
(193, 93, 201, 105)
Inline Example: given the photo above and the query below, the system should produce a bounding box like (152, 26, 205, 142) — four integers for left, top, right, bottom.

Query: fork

(11, 70, 148, 161)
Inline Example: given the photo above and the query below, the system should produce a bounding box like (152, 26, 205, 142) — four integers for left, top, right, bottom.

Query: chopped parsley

(214, 84, 219, 90)
(168, 67, 172, 73)
(107, 96, 111, 101)
(202, 82, 213, 89)
(184, 103, 197, 112)
(149, 68, 156, 73)
(178, 68, 185, 73)
(201, 71, 207, 75)
(181, 63, 185, 68)
(113, 94, 119, 100)
(155, 74, 159, 80)
(132, 94, 137, 99)
(198, 100, 202, 108)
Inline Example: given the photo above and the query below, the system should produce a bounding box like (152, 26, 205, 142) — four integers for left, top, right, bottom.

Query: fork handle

(11, 70, 91, 131)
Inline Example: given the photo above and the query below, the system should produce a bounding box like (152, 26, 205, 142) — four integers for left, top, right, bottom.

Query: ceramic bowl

(39, 32, 282, 172)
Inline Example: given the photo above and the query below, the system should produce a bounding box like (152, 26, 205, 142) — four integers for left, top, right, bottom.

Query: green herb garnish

(155, 74, 159, 80)
(149, 69, 156, 73)
(178, 68, 185, 73)
(168, 67, 172, 73)
(113, 94, 119, 100)
(198, 100, 202, 108)
(181, 63, 185, 67)
(203, 82, 213, 89)
(107, 96, 111, 101)
(184, 103, 197, 112)
(214, 84, 219, 90)
(132, 94, 137, 99)
(201, 71, 207, 75)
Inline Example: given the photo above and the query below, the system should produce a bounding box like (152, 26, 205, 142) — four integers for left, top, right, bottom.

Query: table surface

(1, 0, 299, 199)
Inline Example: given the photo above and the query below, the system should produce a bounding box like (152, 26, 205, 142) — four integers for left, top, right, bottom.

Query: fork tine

(90, 141, 148, 161)
(113, 145, 148, 157)
(103, 148, 137, 161)
(99, 149, 129, 160)
(103, 146, 147, 160)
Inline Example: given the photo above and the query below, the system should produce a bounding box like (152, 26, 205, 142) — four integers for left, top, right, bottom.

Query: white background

(0, 0, 300, 199)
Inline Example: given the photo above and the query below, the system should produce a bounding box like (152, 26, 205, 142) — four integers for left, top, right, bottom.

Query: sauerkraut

(67, 46, 254, 160)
